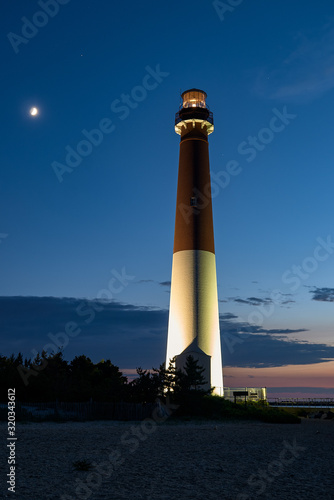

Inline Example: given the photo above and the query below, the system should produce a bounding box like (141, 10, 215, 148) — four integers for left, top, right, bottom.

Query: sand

(1, 418, 333, 500)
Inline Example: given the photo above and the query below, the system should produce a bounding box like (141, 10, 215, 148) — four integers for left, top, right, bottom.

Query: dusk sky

(1, 0, 334, 398)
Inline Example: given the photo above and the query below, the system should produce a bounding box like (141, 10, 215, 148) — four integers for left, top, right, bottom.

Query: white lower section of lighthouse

(166, 249, 223, 395)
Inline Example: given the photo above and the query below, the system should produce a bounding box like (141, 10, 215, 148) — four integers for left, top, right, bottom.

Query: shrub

(172, 394, 301, 423)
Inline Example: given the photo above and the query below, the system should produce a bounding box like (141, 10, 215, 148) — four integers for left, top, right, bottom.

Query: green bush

(172, 394, 301, 423)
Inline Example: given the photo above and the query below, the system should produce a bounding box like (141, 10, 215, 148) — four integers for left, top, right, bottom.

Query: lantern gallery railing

(175, 109, 214, 126)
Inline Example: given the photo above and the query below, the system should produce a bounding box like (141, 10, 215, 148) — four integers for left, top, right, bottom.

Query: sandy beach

(1, 419, 333, 500)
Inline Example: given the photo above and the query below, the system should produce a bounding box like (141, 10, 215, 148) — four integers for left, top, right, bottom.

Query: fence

(0, 401, 156, 421)
(269, 398, 334, 408)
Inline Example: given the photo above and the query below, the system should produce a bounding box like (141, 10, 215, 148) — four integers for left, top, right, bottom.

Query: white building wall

(166, 249, 223, 394)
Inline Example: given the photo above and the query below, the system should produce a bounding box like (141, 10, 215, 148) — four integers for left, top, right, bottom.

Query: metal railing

(268, 398, 334, 408)
(175, 109, 214, 126)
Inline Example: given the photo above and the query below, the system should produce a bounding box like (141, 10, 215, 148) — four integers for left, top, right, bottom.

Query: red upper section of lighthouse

(173, 90, 216, 254)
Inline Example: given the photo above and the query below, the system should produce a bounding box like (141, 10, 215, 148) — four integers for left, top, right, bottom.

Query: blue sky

(1, 0, 334, 396)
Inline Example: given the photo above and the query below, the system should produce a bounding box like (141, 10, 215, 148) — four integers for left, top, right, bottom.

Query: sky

(1, 0, 334, 399)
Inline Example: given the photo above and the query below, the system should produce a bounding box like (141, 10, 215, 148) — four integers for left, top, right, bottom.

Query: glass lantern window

(182, 90, 206, 109)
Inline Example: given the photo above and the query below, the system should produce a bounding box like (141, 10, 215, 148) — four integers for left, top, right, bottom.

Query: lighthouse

(166, 89, 223, 395)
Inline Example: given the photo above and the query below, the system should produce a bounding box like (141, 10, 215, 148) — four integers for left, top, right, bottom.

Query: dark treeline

(0, 351, 208, 403)
(1, 352, 302, 423)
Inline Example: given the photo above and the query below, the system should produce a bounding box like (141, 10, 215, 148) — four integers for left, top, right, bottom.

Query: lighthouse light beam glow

(166, 89, 224, 395)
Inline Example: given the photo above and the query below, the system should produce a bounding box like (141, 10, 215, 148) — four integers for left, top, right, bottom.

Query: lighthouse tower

(166, 89, 223, 395)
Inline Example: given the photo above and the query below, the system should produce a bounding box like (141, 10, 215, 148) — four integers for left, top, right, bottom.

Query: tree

(27, 351, 69, 401)
(92, 359, 128, 401)
(161, 355, 210, 403)
(163, 357, 186, 397)
(183, 355, 208, 392)
(130, 367, 162, 403)
(68, 355, 96, 401)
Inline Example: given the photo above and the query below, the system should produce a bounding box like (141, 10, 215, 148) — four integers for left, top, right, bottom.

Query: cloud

(225, 293, 295, 308)
(0, 296, 168, 368)
(134, 279, 171, 290)
(253, 25, 334, 101)
(219, 313, 308, 338)
(222, 332, 334, 368)
(233, 297, 273, 306)
(159, 281, 171, 287)
(260, 328, 308, 335)
(310, 287, 334, 302)
(0, 297, 333, 371)
(219, 313, 333, 368)
(220, 312, 239, 320)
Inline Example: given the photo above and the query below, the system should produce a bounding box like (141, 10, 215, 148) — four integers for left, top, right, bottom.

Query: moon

(29, 107, 39, 116)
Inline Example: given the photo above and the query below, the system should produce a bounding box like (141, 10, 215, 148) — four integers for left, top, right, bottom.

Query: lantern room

(181, 89, 207, 109)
